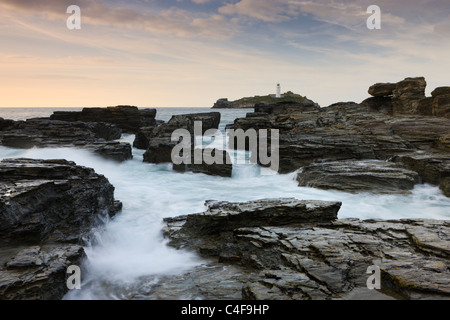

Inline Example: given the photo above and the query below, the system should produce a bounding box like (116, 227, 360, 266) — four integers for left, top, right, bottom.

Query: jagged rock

(92, 142, 133, 162)
(143, 138, 176, 164)
(211, 92, 314, 109)
(212, 98, 232, 109)
(0, 245, 85, 300)
(0, 158, 122, 243)
(173, 148, 233, 177)
(431, 87, 450, 97)
(391, 77, 427, 115)
(231, 99, 450, 188)
(0, 118, 15, 131)
(361, 96, 393, 115)
(0, 119, 132, 162)
(368, 83, 397, 97)
(388, 117, 450, 150)
(142, 112, 221, 163)
(166, 112, 221, 136)
(391, 153, 450, 186)
(362, 78, 450, 117)
(439, 177, 450, 197)
(162, 199, 450, 300)
(0, 158, 122, 300)
(296, 160, 419, 194)
(132, 121, 164, 150)
(414, 97, 434, 116)
(254, 100, 320, 114)
(163, 198, 341, 253)
(50, 106, 157, 133)
(432, 94, 450, 119)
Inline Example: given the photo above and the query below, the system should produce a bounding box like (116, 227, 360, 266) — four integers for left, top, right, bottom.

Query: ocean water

(0, 107, 449, 300)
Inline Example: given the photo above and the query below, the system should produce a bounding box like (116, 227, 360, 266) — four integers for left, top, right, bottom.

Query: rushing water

(0, 107, 449, 299)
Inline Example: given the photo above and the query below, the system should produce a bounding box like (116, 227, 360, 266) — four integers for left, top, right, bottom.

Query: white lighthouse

(276, 83, 281, 98)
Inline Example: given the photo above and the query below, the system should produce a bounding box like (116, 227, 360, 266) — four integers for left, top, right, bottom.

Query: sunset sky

(1, 0, 449, 108)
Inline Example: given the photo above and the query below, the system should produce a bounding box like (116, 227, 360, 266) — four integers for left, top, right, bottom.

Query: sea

(1, 107, 449, 300)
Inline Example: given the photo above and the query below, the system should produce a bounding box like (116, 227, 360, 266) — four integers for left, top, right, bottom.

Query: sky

(0, 0, 449, 108)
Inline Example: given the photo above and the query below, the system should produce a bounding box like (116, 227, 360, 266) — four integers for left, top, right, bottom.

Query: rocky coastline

(0, 77, 449, 300)
(159, 199, 449, 300)
(229, 77, 450, 196)
(0, 158, 121, 299)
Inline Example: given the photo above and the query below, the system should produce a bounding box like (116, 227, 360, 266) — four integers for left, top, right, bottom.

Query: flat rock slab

(50, 106, 157, 134)
(163, 199, 450, 300)
(0, 118, 132, 162)
(0, 158, 122, 243)
(296, 160, 420, 194)
(164, 198, 341, 240)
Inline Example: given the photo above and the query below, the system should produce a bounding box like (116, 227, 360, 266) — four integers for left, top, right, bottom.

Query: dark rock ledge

(0, 118, 132, 162)
(153, 198, 450, 300)
(0, 158, 122, 300)
(136, 112, 233, 177)
(296, 160, 420, 194)
(229, 77, 450, 197)
(50, 105, 157, 134)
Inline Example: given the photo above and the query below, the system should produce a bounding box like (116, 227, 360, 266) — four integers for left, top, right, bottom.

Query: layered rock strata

(159, 199, 450, 300)
(0, 158, 122, 299)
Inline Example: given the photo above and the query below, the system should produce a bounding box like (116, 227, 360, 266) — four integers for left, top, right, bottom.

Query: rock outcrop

(212, 98, 233, 109)
(391, 77, 428, 115)
(441, 177, 450, 197)
(0, 158, 122, 300)
(0, 245, 86, 300)
(0, 118, 132, 162)
(363, 77, 450, 118)
(50, 105, 157, 133)
(212, 92, 315, 109)
(368, 83, 397, 97)
(431, 87, 450, 119)
(230, 78, 450, 196)
(296, 160, 420, 194)
(0, 158, 122, 243)
(159, 199, 450, 300)
(141, 112, 223, 168)
(173, 148, 233, 177)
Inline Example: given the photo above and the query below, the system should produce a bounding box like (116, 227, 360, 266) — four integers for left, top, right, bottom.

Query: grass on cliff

(235, 92, 308, 106)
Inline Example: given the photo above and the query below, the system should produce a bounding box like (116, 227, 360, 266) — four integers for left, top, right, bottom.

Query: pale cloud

(0, 0, 236, 39)
(191, 0, 211, 4)
(0, 0, 448, 108)
(218, 0, 302, 22)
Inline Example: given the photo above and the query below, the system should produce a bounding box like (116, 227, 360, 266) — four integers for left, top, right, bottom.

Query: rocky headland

(212, 92, 316, 109)
(230, 77, 450, 197)
(149, 77, 450, 300)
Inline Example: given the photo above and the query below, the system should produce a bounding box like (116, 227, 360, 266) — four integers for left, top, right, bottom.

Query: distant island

(212, 91, 311, 109)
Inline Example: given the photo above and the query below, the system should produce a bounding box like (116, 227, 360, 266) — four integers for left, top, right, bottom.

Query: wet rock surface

(50, 105, 157, 134)
(0, 245, 85, 300)
(141, 112, 223, 172)
(0, 158, 122, 300)
(230, 77, 450, 197)
(0, 118, 132, 162)
(0, 158, 121, 243)
(173, 148, 233, 177)
(161, 199, 450, 300)
(296, 160, 420, 194)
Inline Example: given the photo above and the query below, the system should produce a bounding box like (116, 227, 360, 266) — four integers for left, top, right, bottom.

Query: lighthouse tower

(276, 83, 281, 98)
